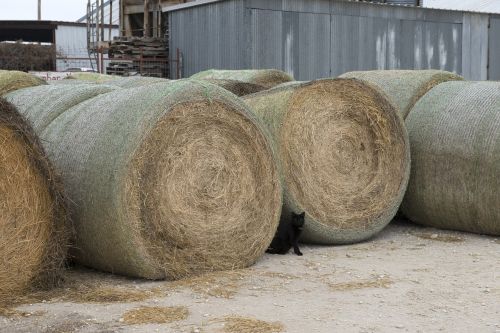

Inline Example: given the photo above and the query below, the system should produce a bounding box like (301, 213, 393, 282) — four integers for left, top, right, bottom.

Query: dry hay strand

(329, 276, 394, 291)
(402, 81, 500, 236)
(23, 80, 281, 279)
(339, 70, 463, 119)
(0, 98, 69, 302)
(411, 231, 464, 243)
(122, 306, 189, 325)
(0, 70, 47, 96)
(244, 78, 410, 244)
(191, 69, 293, 89)
(4, 84, 118, 133)
(105, 76, 169, 88)
(165, 269, 248, 299)
(200, 79, 267, 97)
(64, 72, 116, 83)
(219, 316, 285, 333)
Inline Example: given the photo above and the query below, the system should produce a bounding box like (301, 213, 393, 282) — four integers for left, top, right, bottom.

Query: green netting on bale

(0, 98, 68, 302)
(5, 84, 119, 133)
(339, 70, 463, 119)
(0, 70, 47, 96)
(104, 76, 169, 88)
(191, 69, 293, 89)
(244, 79, 410, 244)
(402, 81, 500, 236)
(15, 80, 281, 279)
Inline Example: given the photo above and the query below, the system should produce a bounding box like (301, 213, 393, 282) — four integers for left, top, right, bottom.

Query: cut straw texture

(0, 98, 68, 301)
(198, 79, 267, 97)
(9, 80, 281, 279)
(339, 70, 463, 119)
(64, 72, 116, 83)
(0, 70, 47, 96)
(402, 81, 500, 236)
(191, 69, 293, 89)
(244, 79, 410, 244)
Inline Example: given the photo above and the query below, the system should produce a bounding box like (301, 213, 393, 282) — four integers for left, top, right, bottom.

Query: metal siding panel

(250, 9, 283, 70)
(169, 0, 245, 76)
(462, 13, 489, 80)
(297, 12, 331, 79)
(489, 18, 500, 80)
(282, 0, 330, 13)
(246, 0, 282, 10)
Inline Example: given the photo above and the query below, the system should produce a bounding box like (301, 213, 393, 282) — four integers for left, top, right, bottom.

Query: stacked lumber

(107, 37, 168, 77)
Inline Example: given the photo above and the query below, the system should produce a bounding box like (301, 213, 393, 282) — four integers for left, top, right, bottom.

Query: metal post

(109, 0, 113, 41)
(143, 0, 150, 37)
(38, 0, 41, 20)
(100, 0, 105, 42)
(96, 0, 100, 43)
(176, 48, 180, 79)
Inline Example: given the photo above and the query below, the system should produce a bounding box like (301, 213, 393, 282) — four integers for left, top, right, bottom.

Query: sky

(0, 0, 89, 22)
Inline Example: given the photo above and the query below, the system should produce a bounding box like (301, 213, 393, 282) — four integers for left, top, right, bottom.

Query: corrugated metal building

(0, 21, 119, 71)
(165, 0, 500, 81)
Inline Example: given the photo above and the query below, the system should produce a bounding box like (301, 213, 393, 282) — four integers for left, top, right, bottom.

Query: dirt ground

(1, 220, 499, 333)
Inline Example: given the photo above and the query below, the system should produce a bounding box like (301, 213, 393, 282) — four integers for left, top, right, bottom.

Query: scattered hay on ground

(329, 276, 394, 291)
(61, 286, 153, 304)
(411, 232, 464, 243)
(218, 316, 285, 333)
(165, 269, 248, 299)
(122, 306, 189, 325)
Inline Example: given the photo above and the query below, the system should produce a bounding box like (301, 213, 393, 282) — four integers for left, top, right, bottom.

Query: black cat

(266, 212, 305, 256)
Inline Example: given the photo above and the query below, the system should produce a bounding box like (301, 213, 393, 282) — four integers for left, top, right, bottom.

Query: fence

(0, 44, 181, 79)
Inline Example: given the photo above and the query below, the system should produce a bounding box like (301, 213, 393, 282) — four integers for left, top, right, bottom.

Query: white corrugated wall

(423, 0, 500, 14)
(54, 24, 119, 71)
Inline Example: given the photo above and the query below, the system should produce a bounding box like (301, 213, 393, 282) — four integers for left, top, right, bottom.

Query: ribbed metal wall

(168, 0, 496, 80)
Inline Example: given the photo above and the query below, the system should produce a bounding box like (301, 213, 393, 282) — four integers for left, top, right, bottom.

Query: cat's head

(291, 212, 305, 228)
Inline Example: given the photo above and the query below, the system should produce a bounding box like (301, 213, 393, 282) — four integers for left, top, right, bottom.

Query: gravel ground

(1, 220, 499, 333)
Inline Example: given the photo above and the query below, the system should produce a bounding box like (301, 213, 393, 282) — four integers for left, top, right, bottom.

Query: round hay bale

(0, 70, 47, 96)
(200, 79, 267, 97)
(64, 72, 116, 83)
(401, 81, 500, 236)
(339, 70, 463, 119)
(31, 80, 281, 279)
(243, 79, 410, 244)
(0, 98, 68, 300)
(5, 84, 118, 132)
(191, 69, 293, 89)
(105, 76, 169, 88)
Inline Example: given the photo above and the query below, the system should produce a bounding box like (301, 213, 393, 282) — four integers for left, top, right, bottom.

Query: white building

(422, 0, 500, 14)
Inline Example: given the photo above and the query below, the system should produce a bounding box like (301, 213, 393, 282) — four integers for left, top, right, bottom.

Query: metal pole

(96, 0, 100, 43)
(143, 0, 149, 37)
(109, 0, 113, 41)
(38, 0, 41, 20)
(100, 0, 105, 42)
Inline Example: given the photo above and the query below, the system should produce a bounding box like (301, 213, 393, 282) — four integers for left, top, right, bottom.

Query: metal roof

(162, 0, 499, 15)
(422, 0, 500, 14)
